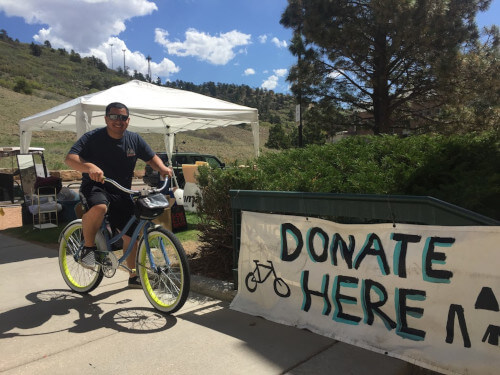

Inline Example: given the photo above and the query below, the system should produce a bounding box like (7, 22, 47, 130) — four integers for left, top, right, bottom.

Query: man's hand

(87, 165, 104, 183)
(147, 155, 173, 179)
(65, 154, 104, 183)
(161, 167, 173, 179)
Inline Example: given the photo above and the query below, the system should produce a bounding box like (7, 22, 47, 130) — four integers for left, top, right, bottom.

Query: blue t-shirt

(69, 128, 155, 191)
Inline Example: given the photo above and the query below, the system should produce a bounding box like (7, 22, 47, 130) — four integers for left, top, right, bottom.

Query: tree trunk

(372, 30, 392, 134)
(373, 90, 391, 134)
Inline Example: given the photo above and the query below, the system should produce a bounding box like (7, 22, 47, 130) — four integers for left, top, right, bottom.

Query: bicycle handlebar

(103, 176, 170, 196)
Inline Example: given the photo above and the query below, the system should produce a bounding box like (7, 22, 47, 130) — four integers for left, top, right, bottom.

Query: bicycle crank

(99, 251, 118, 278)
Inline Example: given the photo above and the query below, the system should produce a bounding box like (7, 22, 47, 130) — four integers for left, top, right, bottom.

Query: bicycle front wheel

(137, 227, 190, 314)
(58, 220, 103, 293)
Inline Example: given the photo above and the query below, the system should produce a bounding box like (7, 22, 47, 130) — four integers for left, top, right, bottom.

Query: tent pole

(20, 130, 32, 154)
(251, 122, 260, 157)
(165, 128, 179, 189)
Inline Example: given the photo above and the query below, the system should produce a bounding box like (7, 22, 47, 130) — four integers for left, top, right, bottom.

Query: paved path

(0, 233, 436, 375)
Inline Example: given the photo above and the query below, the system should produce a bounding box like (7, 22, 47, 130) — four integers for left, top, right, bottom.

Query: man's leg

(78, 203, 107, 268)
(108, 194, 141, 288)
(82, 204, 107, 247)
(122, 234, 142, 289)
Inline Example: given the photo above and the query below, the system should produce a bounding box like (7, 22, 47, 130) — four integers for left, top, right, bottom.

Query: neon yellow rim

(139, 232, 183, 308)
(60, 224, 98, 289)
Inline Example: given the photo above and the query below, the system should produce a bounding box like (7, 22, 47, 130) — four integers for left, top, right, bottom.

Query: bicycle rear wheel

(58, 220, 103, 293)
(137, 227, 190, 314)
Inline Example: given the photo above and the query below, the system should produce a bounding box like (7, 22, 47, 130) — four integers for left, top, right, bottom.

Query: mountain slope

(0, 38, 278, 169)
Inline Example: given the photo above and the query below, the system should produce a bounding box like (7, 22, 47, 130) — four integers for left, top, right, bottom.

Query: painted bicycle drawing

(245, 260, 290, 297)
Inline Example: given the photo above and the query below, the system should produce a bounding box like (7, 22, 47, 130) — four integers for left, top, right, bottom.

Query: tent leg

(164, 130, 179, 189)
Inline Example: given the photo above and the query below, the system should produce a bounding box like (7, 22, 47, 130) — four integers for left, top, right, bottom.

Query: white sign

(231, 211, 500, 375)
(182, 182, 200, 212)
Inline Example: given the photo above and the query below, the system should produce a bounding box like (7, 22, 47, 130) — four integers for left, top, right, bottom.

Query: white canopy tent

(19, 80, 260, 164)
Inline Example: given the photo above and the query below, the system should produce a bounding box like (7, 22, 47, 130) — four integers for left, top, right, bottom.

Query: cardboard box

(152, 197, 177, 231)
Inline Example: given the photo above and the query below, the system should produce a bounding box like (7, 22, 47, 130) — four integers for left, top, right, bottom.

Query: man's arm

(65, 153, 104, 183)
(146, 155, 173, 178)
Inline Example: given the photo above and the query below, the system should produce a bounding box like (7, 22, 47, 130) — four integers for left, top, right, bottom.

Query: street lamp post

(122, 49, 126, 73)
(110, 43, 114, 69)
(147, 55, 152, 82)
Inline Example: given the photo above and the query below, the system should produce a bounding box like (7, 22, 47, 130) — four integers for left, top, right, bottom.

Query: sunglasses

(107, 114, 129, 121)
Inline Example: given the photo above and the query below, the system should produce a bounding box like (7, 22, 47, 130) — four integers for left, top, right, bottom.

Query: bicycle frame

(101, 217, 139, 266)
(91, 177, 171, 273)
(252, 260, 277, 283)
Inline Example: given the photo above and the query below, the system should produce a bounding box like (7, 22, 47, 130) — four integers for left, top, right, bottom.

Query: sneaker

(95, 251, 108, 263)
(128, 276, 142, 289)
(80, 246, 96, 269)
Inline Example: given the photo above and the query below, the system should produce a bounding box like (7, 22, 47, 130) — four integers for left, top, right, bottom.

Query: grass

(2, 225, 62, 245)
(175, 212, 201, 242)
(2, 211, 201, 246)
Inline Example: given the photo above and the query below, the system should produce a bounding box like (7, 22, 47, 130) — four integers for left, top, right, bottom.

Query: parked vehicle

(143, 152, 225, 188)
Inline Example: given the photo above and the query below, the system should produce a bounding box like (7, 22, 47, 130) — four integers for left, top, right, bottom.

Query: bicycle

(245, 260, 290, 297)
(58, 177, 190, 314)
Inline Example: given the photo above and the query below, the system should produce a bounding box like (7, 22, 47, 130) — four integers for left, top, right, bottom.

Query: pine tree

(281, 0, 492, 134)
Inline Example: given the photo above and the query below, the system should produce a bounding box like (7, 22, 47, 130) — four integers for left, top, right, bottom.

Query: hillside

(0, 85, 271, 170)
(0, 36, 289, 170)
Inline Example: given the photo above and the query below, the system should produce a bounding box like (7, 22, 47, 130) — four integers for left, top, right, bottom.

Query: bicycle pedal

(95, 251, 108, 261)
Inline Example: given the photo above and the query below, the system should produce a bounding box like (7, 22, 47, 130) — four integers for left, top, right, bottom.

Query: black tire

(273, 278, 291, 297)
(58, 220, 103, 293)
(245, 272, 258, 292)
(137, 227, 190, 314)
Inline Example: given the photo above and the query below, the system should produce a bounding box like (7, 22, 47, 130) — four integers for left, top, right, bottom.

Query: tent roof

(19, 80, 258, 135)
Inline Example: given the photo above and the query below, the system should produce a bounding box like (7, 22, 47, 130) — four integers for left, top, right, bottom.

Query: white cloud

(261, 69, 288, 90)
(244, 68, 255, 76)
(155, 27, 251, 65)
(274, 68, 288, 77)
(87, 37, 180, 80)
(328, 71, 342, 79)
(0, 1, 185, 81)
(260, 34, 288, 48)
(0, 0, 157, 52)
(271, 37, 287, 48)
(125, 49, 180, 80)
(261, 75, 279, 90)
(33, 27, 73, 51)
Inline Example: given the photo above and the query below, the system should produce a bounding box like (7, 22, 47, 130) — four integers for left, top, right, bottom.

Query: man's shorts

(79, 185, 137, 237)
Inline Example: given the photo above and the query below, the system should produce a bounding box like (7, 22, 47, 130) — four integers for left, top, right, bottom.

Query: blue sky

(0, 0, 498, 94)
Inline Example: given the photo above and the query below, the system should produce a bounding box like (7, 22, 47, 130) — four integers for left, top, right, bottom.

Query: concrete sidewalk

(0, 233, 434, 375)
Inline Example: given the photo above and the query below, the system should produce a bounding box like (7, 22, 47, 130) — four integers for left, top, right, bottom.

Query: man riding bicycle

(65, 102, 172, 288)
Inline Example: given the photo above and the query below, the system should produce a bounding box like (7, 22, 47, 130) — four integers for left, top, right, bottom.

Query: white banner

(230, 211, 500, 375)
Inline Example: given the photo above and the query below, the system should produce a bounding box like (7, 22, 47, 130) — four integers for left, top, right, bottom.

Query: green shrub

(404, 131, 500, 219)
(257, 135, 433, 194)
(194, 165, 261, 279)
(196, 132, 500, 277)
(13, 77, 32, 94)
(0, 78, 14, 90)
